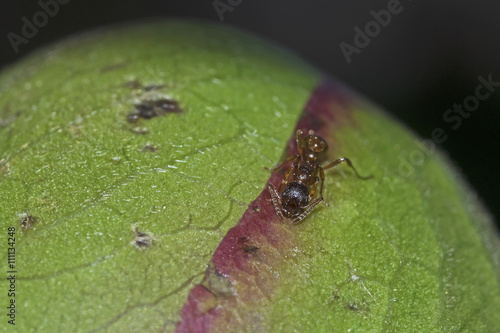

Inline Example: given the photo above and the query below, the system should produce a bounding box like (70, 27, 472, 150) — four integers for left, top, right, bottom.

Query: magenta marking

(176, 79, 349, 332)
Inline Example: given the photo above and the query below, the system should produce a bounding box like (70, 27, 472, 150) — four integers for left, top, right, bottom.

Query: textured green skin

(0, 21, 318, 332)
(261, 106, 500, 332)
(0, 20, 499, 332)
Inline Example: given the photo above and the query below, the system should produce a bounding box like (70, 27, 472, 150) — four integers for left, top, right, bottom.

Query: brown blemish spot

(237, 237, 259, 254)
(347, 303, 359, 311)
(132, 228, 153, 249)
(200, 262, 235, 298)
(330, 290, 369, 313)
(20, 214, 36, 231)
(100, 62, 128, 73)
(141, 144, 158, 152)
(127, 98, 182, 123)
(330, 281, 370, 314)
(243, 245, 259, 254)
(252, 206, 261, 212)
(346, 300, 369, 313)
(330, 289, 340, 302)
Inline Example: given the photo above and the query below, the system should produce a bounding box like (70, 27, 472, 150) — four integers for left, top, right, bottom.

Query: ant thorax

(296, 162, 315, 184)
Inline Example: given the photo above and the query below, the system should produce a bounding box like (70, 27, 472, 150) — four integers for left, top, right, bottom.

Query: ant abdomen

(281, 182, 309, 218)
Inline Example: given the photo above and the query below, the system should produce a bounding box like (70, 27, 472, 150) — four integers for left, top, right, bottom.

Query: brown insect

(268, 129, 372, 224)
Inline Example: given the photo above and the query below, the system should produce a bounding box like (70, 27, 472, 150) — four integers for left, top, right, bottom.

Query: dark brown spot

(100, 62, 127, 73)
(21, 214, 36, 230)
(141, 145, 158, 152)
(345, 301, 369, 313)
(127, 98, 182, 123)
(243, 245, 259, 253)
(237, 236, 259, 253)
(135, 103, 157, 119)
(347, 303, 359, 311)
(133, 228, 152, 249)
(331, 291, 340, 301)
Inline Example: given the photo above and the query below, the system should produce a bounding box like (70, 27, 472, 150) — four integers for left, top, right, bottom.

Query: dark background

(1, 0, 499, 225)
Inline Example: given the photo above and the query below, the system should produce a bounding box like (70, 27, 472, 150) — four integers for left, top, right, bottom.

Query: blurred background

(1, 0, 499, 225)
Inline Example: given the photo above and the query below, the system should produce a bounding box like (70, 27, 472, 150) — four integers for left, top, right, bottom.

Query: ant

(268, 129, 372, 224)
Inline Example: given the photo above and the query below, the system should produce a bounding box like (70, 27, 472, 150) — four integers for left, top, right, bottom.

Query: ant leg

(265, 130, 304, 172)
(308, 165, 329, 207)
(267, 154, 299, 172)
(317, 166, 330, 207)
(308, 177, 319, 199)
(291, 197, 324, 224)
(278, 162, 297, 193)
(268, 183, 284, 220)
(310, 175, 330, 208)
(323, 157, 373, 180)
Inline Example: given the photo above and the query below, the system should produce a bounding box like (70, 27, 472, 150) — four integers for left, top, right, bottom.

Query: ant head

(304, 134, 328, 156)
